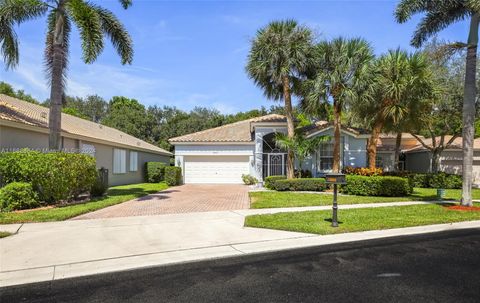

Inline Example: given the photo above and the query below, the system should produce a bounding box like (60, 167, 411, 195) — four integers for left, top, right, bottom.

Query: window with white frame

(113, 149, 126, 174)
(316, 141, 334, 171)
(129, 151, 138, 172)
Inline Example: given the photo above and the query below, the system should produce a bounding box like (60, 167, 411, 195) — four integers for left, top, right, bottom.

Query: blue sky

(1, 0, 466, 114)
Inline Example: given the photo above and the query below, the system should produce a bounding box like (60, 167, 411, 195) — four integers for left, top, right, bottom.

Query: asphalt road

(3, 228, 480, 303)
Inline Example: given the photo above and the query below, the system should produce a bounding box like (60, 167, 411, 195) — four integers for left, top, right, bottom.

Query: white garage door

(184, 155, 250, 184)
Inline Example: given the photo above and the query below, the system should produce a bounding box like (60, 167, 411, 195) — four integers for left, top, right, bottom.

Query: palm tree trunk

(332, 98, 341, 173)
(394, 132, 402, 171)
(367, 120, 383, 170)
(48, 9, 66, 150)
(461, 13, 479, 206)
(282, 76, 295, 179)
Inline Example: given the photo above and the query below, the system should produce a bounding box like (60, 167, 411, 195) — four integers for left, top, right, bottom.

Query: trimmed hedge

(340, 175, 411, 197)
(273, 178, 326, 192)
(407, 172, 462, 189)
(0, 150, 97, 203)
(0, 182, 40, 211)
(145, 162, 167, 183)
(165, 166, 182, 186)
(264, 175, 287, 189)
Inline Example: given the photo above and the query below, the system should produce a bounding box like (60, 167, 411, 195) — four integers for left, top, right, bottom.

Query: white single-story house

(169, 114, 370, 184)
(0, 94, 172, 186)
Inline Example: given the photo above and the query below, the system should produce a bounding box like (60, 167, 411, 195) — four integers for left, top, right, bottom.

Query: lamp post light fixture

(325, 173, 347, 227)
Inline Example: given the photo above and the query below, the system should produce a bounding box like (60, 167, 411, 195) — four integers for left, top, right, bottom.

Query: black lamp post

(325, 173, 347, 227)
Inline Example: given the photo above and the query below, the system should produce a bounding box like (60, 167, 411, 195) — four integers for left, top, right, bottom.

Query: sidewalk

(1, 201, 478, 287)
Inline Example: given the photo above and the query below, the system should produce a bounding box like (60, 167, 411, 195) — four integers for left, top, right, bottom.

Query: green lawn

(245, 203, 480, 235)
(0, 182, 168, 224)
(249, 188, 480, 209)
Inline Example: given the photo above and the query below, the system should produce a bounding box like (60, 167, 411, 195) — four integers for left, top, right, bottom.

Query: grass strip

(0, 182, 168, 224)
(245, 203, 480, 235)
(250, 188, 480, 209)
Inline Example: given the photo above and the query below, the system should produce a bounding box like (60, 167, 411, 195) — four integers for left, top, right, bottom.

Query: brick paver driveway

(73, 184, 250, 220)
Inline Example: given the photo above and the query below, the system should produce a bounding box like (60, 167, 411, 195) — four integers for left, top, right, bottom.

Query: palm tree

(364, 49, 433, 170)
(274, 115, 329, 177)
(1, 0, 134, 150)
(246, 20, 314, 179)
(395, 1, 479, 205)
(302, 37, 374, 172)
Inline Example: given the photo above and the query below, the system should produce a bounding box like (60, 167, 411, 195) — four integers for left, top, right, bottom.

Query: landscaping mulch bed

(447, 205, 480, 212)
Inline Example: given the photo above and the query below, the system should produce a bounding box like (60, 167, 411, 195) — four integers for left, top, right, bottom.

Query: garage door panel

(184, 156, 250, 184)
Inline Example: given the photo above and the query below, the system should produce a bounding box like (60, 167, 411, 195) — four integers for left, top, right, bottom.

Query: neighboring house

(403, 136, 480, 185)
(375, 133, 425, 171)
(169, 114, 370, 184)
(0, 94, 171, 186)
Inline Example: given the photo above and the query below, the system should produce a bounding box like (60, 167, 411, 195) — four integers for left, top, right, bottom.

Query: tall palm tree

(246, 20, 314, 179)
(1, 0, 133, 150)
(365, 49, 433, 170)
(395, 1, 479, 206)
(302, 37, 374, 172)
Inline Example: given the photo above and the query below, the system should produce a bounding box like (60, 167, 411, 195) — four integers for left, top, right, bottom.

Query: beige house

(0, 94, 171, 186)
(169, 114, 369, 184)
(403, 136, 480, 185)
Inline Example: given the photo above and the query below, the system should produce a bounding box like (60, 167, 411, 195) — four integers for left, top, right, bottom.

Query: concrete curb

(2, 220, 480, 288)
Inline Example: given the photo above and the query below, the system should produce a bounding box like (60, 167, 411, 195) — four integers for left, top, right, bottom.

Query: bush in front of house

(406, 172, 462, 189)
(165, 166, 182, 186)
(0, 150, 97, 203)
(0, 182, 40, 211)
(273, 178, 326, 191)
(90, 168, 109, 197)
(340, 175, 411, 197)
(242, 174, 258, 185)
(145, 162, 167, 183)
(343, 166, 383, 176)
(264, 175, 287, 189)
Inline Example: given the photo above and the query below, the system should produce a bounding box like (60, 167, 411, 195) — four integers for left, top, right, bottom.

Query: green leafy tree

(0, 81, 38, 104)
(246, 20, 314, 179)
(0, 0, 134, 150)
(82, 94, 108, 123)
(302, 37, 374, 172)
(409, 42, 465, 173)
(274, 114, 329, 175)
(62, 106, 88, 119)
(395, 0, 479, 206)
(102, 96, 150, 140)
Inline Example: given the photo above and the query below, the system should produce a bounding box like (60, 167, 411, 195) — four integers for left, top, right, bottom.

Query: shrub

(0, 182, 40, 211)
(264, 175, 287, 189)
(90, 168, 109, 197)
(294, 169, 312, 178)
(273, 178, 326, 191)
(242, 174, 258, 185)
(343, 166, 383, 176)
(340, 175, 411, 197)
(145, 162, 167, 183)
(406, 172, 462, 189)
(165, 166, 182, 186)
(0, 150, 97, 203)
